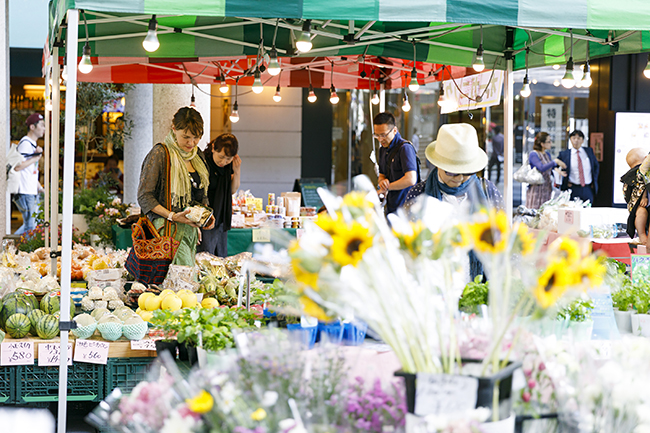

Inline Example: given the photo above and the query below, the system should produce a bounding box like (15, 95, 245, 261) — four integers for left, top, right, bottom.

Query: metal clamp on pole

(59, 321, 78, 331)
(50, 251, 62, 258)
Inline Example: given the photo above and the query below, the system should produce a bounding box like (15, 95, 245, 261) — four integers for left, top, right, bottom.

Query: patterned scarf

(163, 130, 209, 210)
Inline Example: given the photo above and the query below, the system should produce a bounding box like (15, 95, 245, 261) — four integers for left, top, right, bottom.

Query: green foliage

(557, 298, 594, 322)
(612, 285, 634, 312)
(632, 280, 650, 314)
(150, 307, 258, 352)
(458, 275, 489, 313)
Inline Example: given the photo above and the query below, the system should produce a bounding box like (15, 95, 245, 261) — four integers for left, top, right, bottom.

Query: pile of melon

(72, 306, 147, 341)
(0, 289, 75, 341)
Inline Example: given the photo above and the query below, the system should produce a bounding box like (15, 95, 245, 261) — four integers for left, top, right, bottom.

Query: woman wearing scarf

(138, 107, 215, 267)
(404, 123, 503, 279)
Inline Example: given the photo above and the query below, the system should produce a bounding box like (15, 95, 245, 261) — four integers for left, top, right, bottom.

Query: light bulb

(472, 45, 485, 72)
(520, 76, 531, 98)
(552, 64, 561, 70)
(329, 86, 339, 104)
(45, 99, 53, 111)
(532, 78, 538, 84)
(229, 102, 240, 123)
(268, 48, 281, 76)
(644, 60, 650, 79)
(78, 43, 93, 74)
(437, 87, 446, 107)
(219, 77, 228, 93)
(296, 21, 313, 53)
(307, 85, 317, 103)
(61, 65, 68, 81)
(190, 95, 196, 107)
(561, 58, 575, 89)
(252, 69, 263, 94)
(273, 86, 282, 102)
(575, 80, 583, 88)
(408, 67, 419, 92)
(371, 91, 380, 105)
(581, 62, 592, 87)
(402, 96, 411, 112)
(142, 16, 160, 52)
(553, 80, 560, 87)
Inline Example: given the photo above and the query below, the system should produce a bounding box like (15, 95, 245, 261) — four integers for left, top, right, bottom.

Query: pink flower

(538, 362, 546, 371)
(521, 390, 531, 403)
(527, 379, 536, 389)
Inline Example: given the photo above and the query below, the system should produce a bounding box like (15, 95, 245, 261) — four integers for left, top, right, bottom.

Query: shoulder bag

(125, 145, 180, 284)
(513, 152, 545, 185)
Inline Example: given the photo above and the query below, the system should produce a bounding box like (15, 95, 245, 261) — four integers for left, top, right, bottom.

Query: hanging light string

(442, 59, 497, 105)
(81, 10, 89, 42)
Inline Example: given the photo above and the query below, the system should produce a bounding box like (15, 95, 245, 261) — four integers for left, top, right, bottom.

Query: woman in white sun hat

(405, 123, 503, 211)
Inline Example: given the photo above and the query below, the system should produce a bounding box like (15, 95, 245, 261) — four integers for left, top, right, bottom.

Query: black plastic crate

(16, 363, 104, 403)
(105, 357, 153, 396)
(0, 366, 15, 404)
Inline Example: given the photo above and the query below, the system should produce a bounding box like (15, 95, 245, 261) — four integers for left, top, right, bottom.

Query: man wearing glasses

(374, 112, 420, 215)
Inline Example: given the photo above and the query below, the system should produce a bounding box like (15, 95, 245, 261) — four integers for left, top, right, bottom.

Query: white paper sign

(296, 229, 305, 239)
(231, 214, 245, 228)
(414, 373, 479, 416)
(38, 343, 73, 366)
(441, 70, 504, 114)
(252, 228, 271, 242)
(253, 212, 267, 223)
(1, 341, 34, 366)
(73, 339, 109, 365)
(540, 103, 564, 151)
(130, 340, 156, 351)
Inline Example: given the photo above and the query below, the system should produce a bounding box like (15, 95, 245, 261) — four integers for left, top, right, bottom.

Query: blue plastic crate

(287, 324, 318, 348)
(318, 321, 344, 344)
(343, 321, 368, 346)
(0, 365, 15, 404)
(16, 362, 104, 403)
(105, 357, 153, 396)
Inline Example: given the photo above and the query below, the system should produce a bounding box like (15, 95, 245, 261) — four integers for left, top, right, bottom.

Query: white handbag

(514, 153, 544, 185)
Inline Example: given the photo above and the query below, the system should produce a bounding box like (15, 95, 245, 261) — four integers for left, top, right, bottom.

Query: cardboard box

(557, 207, 628, 235)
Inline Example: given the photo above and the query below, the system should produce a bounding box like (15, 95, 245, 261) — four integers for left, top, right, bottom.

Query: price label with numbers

(414, 373, 478, 417)
(39, 343, 73, 366)
(1, 341, 34, 366)
(252, 228, 271, 242)
(74, 339, 109, 365)
(130, 340, 156, 351)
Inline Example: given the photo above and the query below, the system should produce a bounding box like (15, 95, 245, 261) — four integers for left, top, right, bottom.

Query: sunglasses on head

(444, 171, 475, 177)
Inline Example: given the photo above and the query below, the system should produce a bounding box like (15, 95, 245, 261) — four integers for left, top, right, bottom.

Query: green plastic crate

(0, 366, 15, 404)
(105, 358, 153, 396)
(16, 363, 104, 403)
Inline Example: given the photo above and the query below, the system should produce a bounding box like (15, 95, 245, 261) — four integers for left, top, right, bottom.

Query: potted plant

(557, 298, 594, 341)
(632, 281, 650, 337)
(612, 285, 634, 334)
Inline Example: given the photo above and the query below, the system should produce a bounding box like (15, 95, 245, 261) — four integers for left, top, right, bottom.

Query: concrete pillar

(1, 0, 8, 236)
(123, 84, 154, 205)
(152, 84, 211, 150)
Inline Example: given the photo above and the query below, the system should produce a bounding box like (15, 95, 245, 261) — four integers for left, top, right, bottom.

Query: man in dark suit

(558, 130, 599, 203)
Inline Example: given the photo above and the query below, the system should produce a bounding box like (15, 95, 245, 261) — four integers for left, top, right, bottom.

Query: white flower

(109, 411, 122, 426)
(161, 409, 199, 433)
(262, 390, 278, 407)
(112, 197, 121, 206)
(220, 382, 237, 414)
(278, 419, 307, 433)
(210, 373, 228, 387)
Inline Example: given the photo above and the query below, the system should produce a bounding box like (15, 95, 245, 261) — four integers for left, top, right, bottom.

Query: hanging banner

(540, 103, 564, 150)
(440, 70, 504, 114)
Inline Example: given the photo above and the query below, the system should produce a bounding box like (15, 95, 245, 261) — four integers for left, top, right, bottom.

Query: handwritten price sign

(1, 341, 34, 366)
(73, 339, 109, 365)
(39, 343, 73, 366)
(130, 340, 156, 351)
(414, 373, 478, 417)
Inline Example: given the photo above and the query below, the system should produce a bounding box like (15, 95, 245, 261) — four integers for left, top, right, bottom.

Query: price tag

(73, 339, 109, 365)
(252, 228, 271, 242)
(296, 229, 305, 239)
(414, 373, 478, 417)
(38, 343, 73, 366)
(130, 340, 156, 351)
(1, 341, 34, 366)
(232, 214, 245, 228)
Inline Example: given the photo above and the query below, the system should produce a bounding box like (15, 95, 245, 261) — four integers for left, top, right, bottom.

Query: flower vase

(637, 314, 650, 337)
(178, 342, 199, 365)
(631, 312, 641, 336)
(567, 320, 593, 341)
(613, 309, 632, 334)
(155, 340, 178, 360)
(480, 413, 515, 433)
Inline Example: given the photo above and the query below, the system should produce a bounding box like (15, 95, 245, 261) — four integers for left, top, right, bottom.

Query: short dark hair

(569, 130, 584, 139)
(211, 133, 239, 157)
(493, 125, 502, 134)
(533, 132, 549, 151)
(373, 112, 395, 127)
(172, 107, 204, 138)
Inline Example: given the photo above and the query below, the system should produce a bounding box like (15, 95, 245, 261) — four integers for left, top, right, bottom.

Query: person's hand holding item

(554, 158, 566, 169)
(378, 178, 390, 194)
(232, 155, 241, 173)
(169, 209, 200, 228)
(641, 195, 648, 208)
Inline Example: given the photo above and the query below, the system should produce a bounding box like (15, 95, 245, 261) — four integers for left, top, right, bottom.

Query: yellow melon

(161, 295, 182, 311)
(144, 295, 162, 311)
(179, 292, 198, 308)
(138, 292, 155, 310)
(201, 297, 220, 309)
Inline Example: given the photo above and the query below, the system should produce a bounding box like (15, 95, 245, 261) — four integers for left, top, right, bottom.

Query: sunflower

(299, 295, 330, 321)
(330, 221, 373, 267)
(576, 255, 606, 287)
(291, 258, 319, 290)
(186, 390, 214, 414)
(342, 191, 374, 210)
(315, 212, 339, 235)
(450, 222, 471, 249)
(393, 221, 428, 258)
(548, 237, 581, 264)
(468, 209, 509, 254)
(514, 222, 536, 256)
(533, 259, 576, 309)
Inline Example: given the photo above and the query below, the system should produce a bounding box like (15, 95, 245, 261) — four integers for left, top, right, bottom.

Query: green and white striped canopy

(49, 0, 650, 84)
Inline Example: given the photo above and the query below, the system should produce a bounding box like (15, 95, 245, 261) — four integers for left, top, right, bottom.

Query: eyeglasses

(444, 171, 474, 177)
(373, 128, 395, 139)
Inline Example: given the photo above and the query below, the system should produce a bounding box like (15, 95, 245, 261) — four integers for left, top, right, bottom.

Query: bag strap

(161, 144, 178, 239)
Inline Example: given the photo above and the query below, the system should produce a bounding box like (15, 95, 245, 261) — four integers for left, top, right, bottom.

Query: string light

(296, 20, 313, 53)
(408, 42, 420, 91)
(142, 15, 160, 52)
(437, 85, 447, 107)
(219, 75, 228, 93)
(307, 67, 317, 103)
(273, 84, 282, 102)
(561, 30, 575, 89)
(644, 53, 650, 79)
(472, 25, 485, 72)
(329, 62, 339, 104)
(78, 12, 93, 74)
(268, 20, 281, 76)
(252, 68, 263, 94)
(402, 92, 411, 112)
(520, 48, 531, 98)
(230, 81, 240, 123)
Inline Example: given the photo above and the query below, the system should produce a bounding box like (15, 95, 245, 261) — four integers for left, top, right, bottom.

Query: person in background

(411, 128, 420, 152)
(526, 132, 567, 209)
(374, 112, 420, 215)
(13, 113, 45, 235)
(405, 123, 503, 280)
(198, 133, 241, 258)
(558, 130, 599, 203)
(94, 154, 124, 196)
(621, 148, 650, 245)
(486, 125, 504, 184)
(138, 107, 215, 266)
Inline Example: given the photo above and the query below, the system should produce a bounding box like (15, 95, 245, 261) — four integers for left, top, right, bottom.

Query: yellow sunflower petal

(468, 209, 509, 253)
(548, 237, 582, 264)
(533, 260, 575, 309)
(251, 408, 267, 421)
(300, 296, 330, 321)
(186, 390, 214, 414)
(330, 221, 373, 267)
(515, 223, 536, 255)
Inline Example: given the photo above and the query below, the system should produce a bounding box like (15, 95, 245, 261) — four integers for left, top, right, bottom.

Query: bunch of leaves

(458, 275, 489, 314)
(16, 222, 85, 252)
(557, 298, 595, 322)
(85, 198, 129, 247)
(73, 184, 116, 216)
(632, 280, 650, 314)
(611, 283, 634, 312)
(150, 307, 258, 352)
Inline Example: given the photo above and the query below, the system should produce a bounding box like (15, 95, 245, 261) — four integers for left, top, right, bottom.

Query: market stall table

(227, 227, 298, 256)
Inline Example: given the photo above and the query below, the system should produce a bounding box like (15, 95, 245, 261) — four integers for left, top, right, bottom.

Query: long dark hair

(533, 132, 549, 152)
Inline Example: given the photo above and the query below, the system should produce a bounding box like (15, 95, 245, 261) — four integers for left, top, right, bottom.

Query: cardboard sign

(130, 340, 156, 351)
(252, 228, 271, 242)
(632, 255, 650, 283)
(73, 339, 109, 365)
(38, 343, 73, 366)
(414, 373, 478, 416)
(1, 341, 34, 366)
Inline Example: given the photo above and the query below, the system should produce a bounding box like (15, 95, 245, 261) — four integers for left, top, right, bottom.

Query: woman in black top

(199, 133, 241, 257)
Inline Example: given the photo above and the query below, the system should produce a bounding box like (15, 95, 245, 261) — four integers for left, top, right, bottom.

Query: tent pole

(379, 82, 385, 112)
(50, 48, 60, 265)
(44, 66, 50, 248)
(57, 9, 79, 433)
(503, 57, 514, 224)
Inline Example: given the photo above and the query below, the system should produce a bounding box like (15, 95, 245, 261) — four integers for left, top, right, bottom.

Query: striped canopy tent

(44, 4, 650, 433)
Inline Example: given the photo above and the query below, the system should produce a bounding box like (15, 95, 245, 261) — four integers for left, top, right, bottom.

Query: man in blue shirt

(374, 112, 420, 215)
